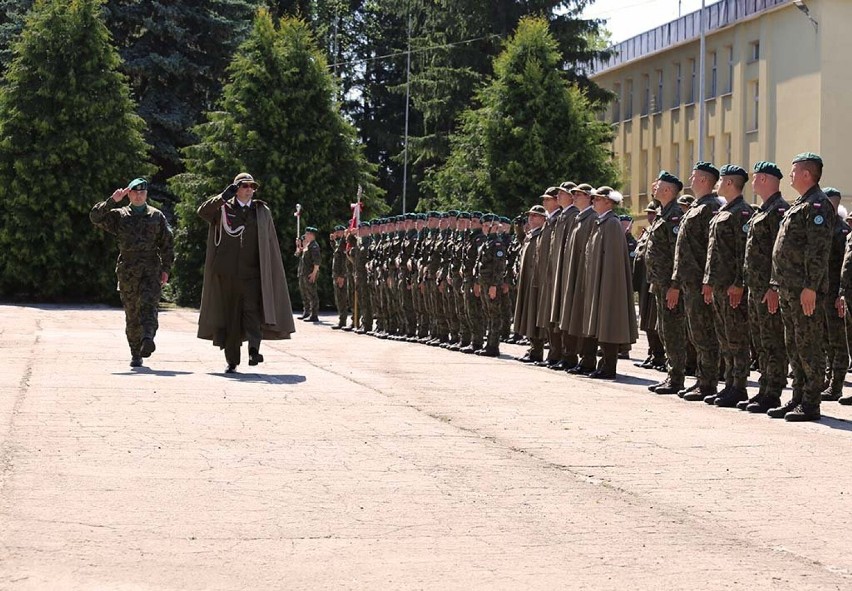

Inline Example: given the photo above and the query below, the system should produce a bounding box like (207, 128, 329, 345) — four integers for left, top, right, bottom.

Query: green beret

(457, 211, 471, 219)
(498, 216, 510, 224)
(481, 213, 497, 223)
(305, 226, 318, 233)
(439, 212, 451, 219)
(358, 221, 370, 228)
(793, 152, 823, 165)
(417, 213, 427, 220)
(446, 209, 459, 217)
(720, 164, 748, 179)
(333, 224, 345, 231)
(128, 177, 148, 190)
(824, 187, 841, 199)
(427, 211, 441, 219)
(753, 161, 783, 179)
(657, 170, 683, 192)
(693, 161, 720, 180)
(404, 212, 416, 220)
(470, 211, 483, 220)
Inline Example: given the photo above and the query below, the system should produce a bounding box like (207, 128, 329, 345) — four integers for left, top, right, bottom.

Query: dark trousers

(218, 274, 262, 367)
(598, 342, 619, 375)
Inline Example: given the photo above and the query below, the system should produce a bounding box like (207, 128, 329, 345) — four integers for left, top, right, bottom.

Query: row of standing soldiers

(328, 212, 519, 357)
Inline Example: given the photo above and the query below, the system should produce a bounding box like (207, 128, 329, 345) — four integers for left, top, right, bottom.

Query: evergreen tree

(0, 0, 152, 301)
(424, 17, 618, 217)
(171, 11, 383, 307)
(0, 0, 33, 69)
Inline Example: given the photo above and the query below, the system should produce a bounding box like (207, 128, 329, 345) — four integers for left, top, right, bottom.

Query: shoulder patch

(496, 250, 505, 257)
(742, 223, 749, 233)
(673, 226, 680, 235)
(814, 215, 825, 225)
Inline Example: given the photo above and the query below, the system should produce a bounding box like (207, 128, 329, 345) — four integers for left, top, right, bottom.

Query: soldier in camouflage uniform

(475, 214, 508, 356)
(838, 209, 852, 405)
(343, 230, 358, 331)
(460, 212, 486, 353)
(645, 172, 689, 395)
(300, 227, 321, 322)
(672, 162, 722, 401)
(768, 153, 836, 422)
(353, 222, 373, 333)
(741, 162, 790, 413)
(819, 188, 850, 402)
(703, 165, 753, 407)
(331, 225, 349, 329)
(90, 177, 174, 367)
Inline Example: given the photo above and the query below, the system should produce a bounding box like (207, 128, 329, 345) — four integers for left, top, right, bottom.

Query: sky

(581, 0, 709, 43)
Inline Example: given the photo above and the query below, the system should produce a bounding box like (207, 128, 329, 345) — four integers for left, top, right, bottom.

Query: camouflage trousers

(428, 282, 448, 338)
(712, 286, 750, 389)
(683, 286, 720, 390)
(333, 279, 349, 325)
(354, 276, 373, 331)
(502, 286, 514, 339)
(747, 288, 788, 392)
(481, 290, 503, 350)
(443, 282, 459, 340)
(652, 285, 687, 385)
(822, 296, 849, 374)
(414, 283, 428, 337)
(780, 288, 826, 405)
(301, 275, 319, 316)
(453, 283, 470, 343)
(465, 282, 485, 347)
(117, 264, 161, 357)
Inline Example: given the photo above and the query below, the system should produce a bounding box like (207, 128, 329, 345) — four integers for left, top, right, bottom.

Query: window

(749, 41, 760, 62)
(748, 80, 759, 130)
(688, 58, 697, 103)
(655, 69, 664, 113)
(640, 149, 649, 189)
(625, 79, 634, 118)
(726, 46, 734, 94)
(654, 147, 662, 174)
(708, 51, 717, 98)
(642, 74, 650, 116)
(706, 136, 715, 163)
(612, 83, 621, 123)
(687, 140, 695, 169)
(724, 133, 732, 164)
(673, 143, 681, 179)
(625, 153, 633, 186)
(673, 62, 682, 107)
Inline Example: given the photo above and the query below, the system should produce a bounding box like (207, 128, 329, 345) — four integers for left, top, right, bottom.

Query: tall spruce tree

(0, 0, 152, 301)
(424, 17, 618, 216)
(0, 0, 33, 69)
(171, 11, 382, 307)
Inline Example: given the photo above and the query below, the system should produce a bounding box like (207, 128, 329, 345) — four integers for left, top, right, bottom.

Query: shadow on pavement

(614, 375, 659, 386)
(113, 368, 194, 377)
(816, 416, 852, 432)
(212, 372, 307, 385)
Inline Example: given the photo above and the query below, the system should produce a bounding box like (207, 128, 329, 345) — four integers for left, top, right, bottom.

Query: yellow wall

(592, 0, 852, 212)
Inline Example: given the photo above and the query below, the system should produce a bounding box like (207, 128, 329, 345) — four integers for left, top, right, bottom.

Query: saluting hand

(111, 187, 131, 202)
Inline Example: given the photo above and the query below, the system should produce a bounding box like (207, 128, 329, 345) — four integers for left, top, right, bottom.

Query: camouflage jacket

(476, 233, 508, 288)
(672, 193, 720, 290)
(771, 185, 835, 293)
(704, 195, 753, 288)
(644, 199, 682, 290)
(90, 199, 174, 274)
(743, 192, 789, 291)
(828, 215, 851, 296)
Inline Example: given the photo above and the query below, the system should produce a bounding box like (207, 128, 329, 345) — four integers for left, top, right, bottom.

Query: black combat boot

(130, 357, 143, 368)
(140, 337, 156, 358)
(676, 383, 700, 398)
(767, 397, 801, 419)
(784, 402, 821, 422)
(738, 387, 765, 410)
(821, 369, 845, 402)
(248, 347, 264, 366)
(715, 387, 748, 408)
(683, 387, 713, 402)
(654, 378, 685, 395)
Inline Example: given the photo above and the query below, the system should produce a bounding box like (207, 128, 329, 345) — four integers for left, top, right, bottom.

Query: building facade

(590, 0, 852, 213)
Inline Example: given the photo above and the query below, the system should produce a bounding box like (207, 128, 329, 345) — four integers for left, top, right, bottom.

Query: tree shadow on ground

(211, 372, 307, 385)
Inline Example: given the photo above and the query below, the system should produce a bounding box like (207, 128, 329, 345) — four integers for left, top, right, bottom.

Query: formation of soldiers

(323, 152, 848, 424)
(328, 212, 518, 357)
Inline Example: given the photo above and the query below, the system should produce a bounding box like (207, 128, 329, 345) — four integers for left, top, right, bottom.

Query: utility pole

(401, 1, 412, 215)
(697, 0, 706, 160)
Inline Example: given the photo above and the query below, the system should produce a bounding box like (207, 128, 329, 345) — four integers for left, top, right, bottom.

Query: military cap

(128, 177, 148, 190)
(481, 213, 497, 223)
(457, 211, 471, 219)
(644, 201, 660, 213)
(559, 181, 577, 193)
(417, 213, 428, 220)
(676, 194, 695, 206)
(720, 164, 748, 179)
(527, 204, 547, 217)
(753, 161, 783, 179)
(544, 186, 560, 197)
(446, 209, 459, 217)
(305, 226, 318, 234)
(405, 212, 417, 220)
(657, 170, 683, 192)
(470, 211, 483, 220)
(333, 224, 345, 231)
(232, 172, 259, 188)
(750, 203, 761, 212)
(358, 221, 371, 228)
(439, 212, 451, 218)
(824, 187, 842, 199)
(427, 211, 441, 218)
(793, 152, 823, 165)
(498, 216, 511, 224)
(572, 183, 594, 194)
(693, 161, 720, 180)
(593, 186, 624, 203)
(619, 214, 634, 222)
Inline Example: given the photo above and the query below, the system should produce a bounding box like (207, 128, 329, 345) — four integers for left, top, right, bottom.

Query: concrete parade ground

(2, 303, 852, 590)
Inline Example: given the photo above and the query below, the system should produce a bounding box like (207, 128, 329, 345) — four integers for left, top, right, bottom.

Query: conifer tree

(171, 11, 382, 307)
(424, 17, 618, 216)
(0, 0, 152, 301)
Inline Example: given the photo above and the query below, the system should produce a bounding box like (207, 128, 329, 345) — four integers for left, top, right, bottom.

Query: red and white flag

(349, 185, 363, 229)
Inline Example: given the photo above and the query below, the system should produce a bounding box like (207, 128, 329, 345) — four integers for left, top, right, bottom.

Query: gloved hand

(222, 183, 238, 198)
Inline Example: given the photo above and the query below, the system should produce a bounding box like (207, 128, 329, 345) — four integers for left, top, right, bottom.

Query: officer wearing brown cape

(513, 205, 548, 362)
(544, 182, 579, 370)
(197, 173, 295, 373)
(559, 184, 597, 374)
(534, 188, 561, 366)
(580, 187, 639, 378)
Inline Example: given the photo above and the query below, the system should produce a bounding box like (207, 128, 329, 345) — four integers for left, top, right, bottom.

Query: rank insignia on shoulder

(814, 215, 824, 225)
